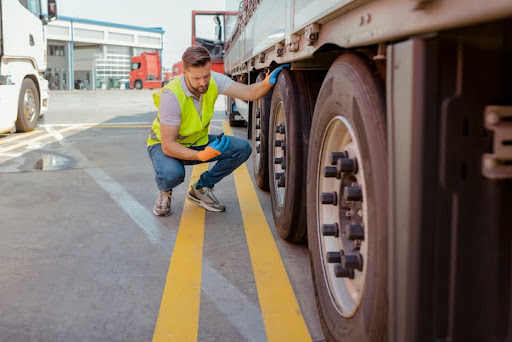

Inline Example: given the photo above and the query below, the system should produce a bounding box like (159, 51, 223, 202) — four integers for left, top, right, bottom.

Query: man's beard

(193, 84, 209, 94)
(186, 74, 209, 94)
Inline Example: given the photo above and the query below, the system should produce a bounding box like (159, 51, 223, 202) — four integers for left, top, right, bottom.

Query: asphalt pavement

(0, 90, 324, 342)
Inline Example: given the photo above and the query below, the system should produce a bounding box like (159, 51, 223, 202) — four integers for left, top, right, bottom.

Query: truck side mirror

(215, 25, 222, 41)
(48, 0, 57, 22)
(213, 15, 222, 41)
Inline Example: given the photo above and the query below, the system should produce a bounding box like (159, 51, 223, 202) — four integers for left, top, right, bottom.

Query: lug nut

(344, 186, 363, 202)
(279, 126, 285, 134)
(345, 224, 364, 240)
(277, 174, 286, 187)
(324, 166, 338, 178)
(326, 250, 343, 263)
(275, 125, 282, 133)
(322, 223, 339, 237)
(281, 141, 286, 151)
(255, 134, 261, 142)
(341, 253, 363, 271)
(321, 192, 338, 206)
(334, 264, 355, 279)
(256, 108, 261, 119)
(275, 172, 284, 180)
(256, 145, 261, 153)
(274, 157, 284, 164)
(281, 161, 286, 170)
(275, 139, 283, 147)
(337, 158, 358, 174)
(256, 124, 261, 129)
(331, 151, 349, 165)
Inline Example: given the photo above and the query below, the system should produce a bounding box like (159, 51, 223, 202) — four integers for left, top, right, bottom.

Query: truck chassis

(223, 0, 512, 341)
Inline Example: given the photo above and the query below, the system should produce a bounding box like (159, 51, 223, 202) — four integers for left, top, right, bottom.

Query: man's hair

(182, 46, 211, 69)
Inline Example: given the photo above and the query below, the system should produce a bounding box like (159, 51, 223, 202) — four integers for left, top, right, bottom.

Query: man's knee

(157, 169, 185, 190)
(240, 139, 252, 162)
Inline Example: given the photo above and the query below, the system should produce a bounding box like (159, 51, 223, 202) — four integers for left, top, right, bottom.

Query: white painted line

(85, 167, 163, 245)
(45, 126, 64, 141)
(202, 263, 267, 342)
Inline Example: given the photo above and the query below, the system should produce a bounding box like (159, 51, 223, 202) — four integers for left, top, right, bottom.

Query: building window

(49, 45, 65, 56)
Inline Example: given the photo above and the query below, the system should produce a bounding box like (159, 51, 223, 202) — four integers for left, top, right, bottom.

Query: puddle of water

(0, 152, 76, 173)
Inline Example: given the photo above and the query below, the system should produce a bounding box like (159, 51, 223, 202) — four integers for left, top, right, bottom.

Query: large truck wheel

(268, 70, 312, 242)
(307, 53, 387, 342)
(251, 72, 272, 190)
(134, 80, 143, 89)
(16, 78, 40, 132)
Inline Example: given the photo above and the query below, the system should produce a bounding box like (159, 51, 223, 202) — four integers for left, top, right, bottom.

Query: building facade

(46, 16, 164, 90)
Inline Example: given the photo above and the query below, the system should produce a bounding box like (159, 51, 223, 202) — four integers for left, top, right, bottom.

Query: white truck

(0, 0, 57, 134)
(220, 1, 512, 341)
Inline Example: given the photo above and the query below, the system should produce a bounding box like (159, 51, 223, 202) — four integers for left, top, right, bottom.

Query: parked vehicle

(221, 0, 512, 341)
(171, 60, 183, 78)
(130, 52, 171, 89)
(0, 0, 58, 133)
(170, 10, 237, 80)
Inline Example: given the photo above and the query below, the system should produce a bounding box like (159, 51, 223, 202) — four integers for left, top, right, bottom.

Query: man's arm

(161, 124, 201, 160)
(223, 64, 290, 101)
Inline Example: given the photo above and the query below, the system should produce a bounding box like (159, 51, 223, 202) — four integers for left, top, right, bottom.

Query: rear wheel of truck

(307, 53, 387, 342)
(16, 78, 40, 132)
(268, 69, 312, 242)
(251, 72, 272, 190)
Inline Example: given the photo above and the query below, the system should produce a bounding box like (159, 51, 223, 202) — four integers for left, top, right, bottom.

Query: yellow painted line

(0, 130, 44, 145)
(0, 126, 76, 153)
(224, 121, 312, 342)
(86, 124, 151, 128)
(153, 163, 208, 342)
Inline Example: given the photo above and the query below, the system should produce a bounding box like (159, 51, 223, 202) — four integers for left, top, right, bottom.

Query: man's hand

(197, 134, 230, 162)
(264, 64, 291, 86)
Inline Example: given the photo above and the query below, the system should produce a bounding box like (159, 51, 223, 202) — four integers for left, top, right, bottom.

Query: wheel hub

(317, 115, 368, 317)
(23, 88, 37, 122)
(273, 102, 287, 207)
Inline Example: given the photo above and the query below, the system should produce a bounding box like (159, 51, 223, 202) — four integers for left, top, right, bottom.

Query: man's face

(183, 62, 211, 95)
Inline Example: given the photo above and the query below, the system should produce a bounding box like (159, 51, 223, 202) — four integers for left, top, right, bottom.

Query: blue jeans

(148, 134, 252, 191)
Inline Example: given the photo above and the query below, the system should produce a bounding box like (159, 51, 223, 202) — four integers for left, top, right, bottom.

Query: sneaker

(153, 190, 172, 216)
(186, 186, 226, 212)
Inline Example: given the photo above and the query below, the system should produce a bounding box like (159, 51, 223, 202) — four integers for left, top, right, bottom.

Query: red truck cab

(130, 52, 170, 89)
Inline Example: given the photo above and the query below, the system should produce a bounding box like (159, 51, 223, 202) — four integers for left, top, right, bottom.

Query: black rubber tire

(134, 80, 143, 90)
(16, 78, 40, 132)
(268, 69, 312, 242)
(307, 53, 387, 342)
(251, 72, 272, 190)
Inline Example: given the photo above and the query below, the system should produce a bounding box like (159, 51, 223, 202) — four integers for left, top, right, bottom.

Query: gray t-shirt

(159, 71, 233, 126)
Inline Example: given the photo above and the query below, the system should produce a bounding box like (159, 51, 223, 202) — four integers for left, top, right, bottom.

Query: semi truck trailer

(221, 0, 512, 341)
(0, 0, 57, 133)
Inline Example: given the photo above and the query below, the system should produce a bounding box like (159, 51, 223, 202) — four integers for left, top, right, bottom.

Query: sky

(56, 0, 227, 68)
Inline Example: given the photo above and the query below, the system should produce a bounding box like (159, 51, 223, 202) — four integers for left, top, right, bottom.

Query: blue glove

(197, 135, 230, 161)
(264, 63, 291, 86)
(209, 134, 230, 152)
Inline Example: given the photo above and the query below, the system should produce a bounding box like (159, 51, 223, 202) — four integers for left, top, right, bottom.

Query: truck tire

(307, 53, 387, 342)
(16, 78, 40, 132)
(251, 72, 272, 190)
(134, 80, 143, 90)
(268, 69, 312, 242)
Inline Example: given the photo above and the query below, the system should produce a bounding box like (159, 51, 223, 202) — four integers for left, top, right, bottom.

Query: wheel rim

(23, 88, 37, 122)
(253, 99, 262, 169)
(317, 115, 368, 318)
(272, 101, 287, 207)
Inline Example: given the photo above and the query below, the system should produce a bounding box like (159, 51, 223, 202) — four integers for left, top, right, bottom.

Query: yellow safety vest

(147, 76, 218, 147)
